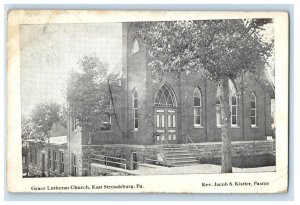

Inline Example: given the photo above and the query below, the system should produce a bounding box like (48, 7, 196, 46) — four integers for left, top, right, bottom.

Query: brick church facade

(83, 22, 275, 145)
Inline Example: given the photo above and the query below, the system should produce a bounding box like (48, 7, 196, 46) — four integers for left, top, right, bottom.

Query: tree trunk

(220, 77, 233, 173)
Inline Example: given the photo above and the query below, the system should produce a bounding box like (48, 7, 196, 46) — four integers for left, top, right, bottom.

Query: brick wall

(126, 23, 149, 145)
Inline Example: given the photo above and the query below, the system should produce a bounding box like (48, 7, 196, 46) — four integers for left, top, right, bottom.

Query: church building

(64, 22, 275, 176)
(79, 22, 275, 145)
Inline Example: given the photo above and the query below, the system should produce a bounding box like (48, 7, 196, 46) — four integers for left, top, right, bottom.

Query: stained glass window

(154, 84, 177, 107)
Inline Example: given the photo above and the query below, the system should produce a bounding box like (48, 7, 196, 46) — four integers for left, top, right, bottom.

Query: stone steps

(165, 160, 200, 167)
(161, 145, 200, 166)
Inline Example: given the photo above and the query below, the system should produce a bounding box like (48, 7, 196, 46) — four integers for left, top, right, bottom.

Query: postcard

(6, 10, 288, 193)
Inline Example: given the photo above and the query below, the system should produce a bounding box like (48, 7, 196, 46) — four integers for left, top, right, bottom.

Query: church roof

(107, 58, 123, 79)
(260, 69, 275, 99)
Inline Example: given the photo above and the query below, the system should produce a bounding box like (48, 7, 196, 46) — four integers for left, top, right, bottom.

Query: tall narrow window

(29, 146, 33, 164)
(193, 87, 202, 127)
(250, 93, 257, 127)
(53, 151, 57, 171)
(230, 96, 238, 126)
(229, 80, 238, 126)
(60, 152, 64, 174)
(48, 149, 51, 170)
(72, 154, 77, 176)
(216, 97, 221, 127)
(133, 89, 138, 130)
(34, 147, 38, 165)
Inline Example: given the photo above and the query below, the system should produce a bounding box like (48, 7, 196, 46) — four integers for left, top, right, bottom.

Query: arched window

(133, 89, 138, 130)
(193, 87, 202, 127)
(250, 93, 257, 127)
(131, 39, 139, 54)
(216, 79, 238, 127)
(154, 83, 177, 107)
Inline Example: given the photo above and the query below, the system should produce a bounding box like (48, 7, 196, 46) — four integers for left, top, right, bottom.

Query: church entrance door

(153, 83, 178, 144)
(154, 108, 177, 143)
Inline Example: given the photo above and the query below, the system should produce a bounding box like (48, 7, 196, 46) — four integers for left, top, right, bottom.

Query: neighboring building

(26, 123, 68, 177)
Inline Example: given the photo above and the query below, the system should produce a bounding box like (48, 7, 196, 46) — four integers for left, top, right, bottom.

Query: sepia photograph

(6, 10, 288, 193)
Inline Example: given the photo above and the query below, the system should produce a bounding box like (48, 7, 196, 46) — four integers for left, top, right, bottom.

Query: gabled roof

(260, 70, 275, 99)
(26, 136, 67, 146)
(107, 58, 123, 79)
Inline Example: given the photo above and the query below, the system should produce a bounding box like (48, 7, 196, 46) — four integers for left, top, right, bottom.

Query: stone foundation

(90, 140, 275, 169)
(184, 140, 275, 167)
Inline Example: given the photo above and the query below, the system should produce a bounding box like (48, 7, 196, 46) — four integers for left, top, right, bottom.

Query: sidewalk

(132, 164, 275, 175)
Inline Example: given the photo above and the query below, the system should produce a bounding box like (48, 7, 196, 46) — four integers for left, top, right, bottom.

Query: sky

(20, 23, 122, 116)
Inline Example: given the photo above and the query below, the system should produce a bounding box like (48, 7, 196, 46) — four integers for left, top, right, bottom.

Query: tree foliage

(66, 54, 121, 135)
(30, 102, 61, 141)
(135, 19, 273, 82)
(21, 116, 35, 140)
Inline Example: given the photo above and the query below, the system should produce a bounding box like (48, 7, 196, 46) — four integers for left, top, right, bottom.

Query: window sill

(194, 125, 204, 129)
(231, 126, 240, 128)
(251, 125, 259, 128)
(132, 129, 139, 133)
(217, 126, 240, 128)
